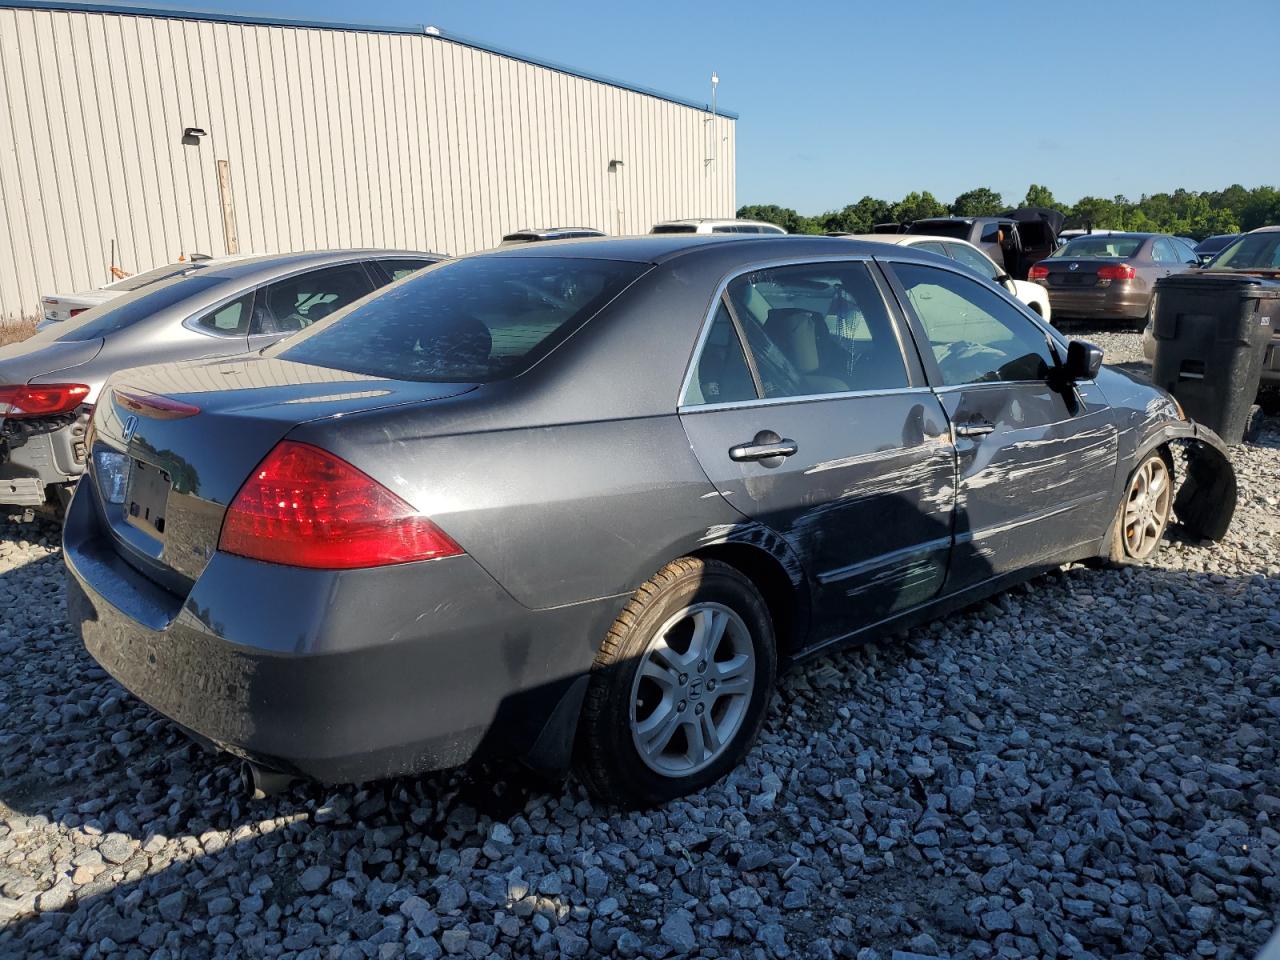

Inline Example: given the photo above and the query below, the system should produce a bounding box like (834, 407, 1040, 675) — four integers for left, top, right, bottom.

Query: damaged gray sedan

(64, 236, 1236, 807)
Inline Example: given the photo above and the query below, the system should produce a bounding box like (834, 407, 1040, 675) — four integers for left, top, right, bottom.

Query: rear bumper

(1043, 284, 1150, 320)
(63, 483, 623, 783)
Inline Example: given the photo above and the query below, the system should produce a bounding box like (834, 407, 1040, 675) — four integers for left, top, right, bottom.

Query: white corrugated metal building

(0, 1, 737, 321)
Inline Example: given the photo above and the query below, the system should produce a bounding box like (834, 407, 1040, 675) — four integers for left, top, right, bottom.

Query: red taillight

(1027, 264, 1049, 281)
(218, 441, 463, 569)
(69, 308, 87, 318)
(0, 383, 90, 418)
(1097, 264, 1136, 280)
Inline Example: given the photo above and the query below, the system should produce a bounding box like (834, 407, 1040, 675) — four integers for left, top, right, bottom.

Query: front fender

(1139, 420, 1237, 542)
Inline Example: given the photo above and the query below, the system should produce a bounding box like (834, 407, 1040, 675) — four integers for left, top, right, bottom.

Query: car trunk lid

(1042, 258, 1123, 288)
(89, 355, 476, 591)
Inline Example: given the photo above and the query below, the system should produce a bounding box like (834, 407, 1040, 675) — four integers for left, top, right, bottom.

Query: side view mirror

(1064, 339, 1103, 381)
(994, 272, 1012, 284)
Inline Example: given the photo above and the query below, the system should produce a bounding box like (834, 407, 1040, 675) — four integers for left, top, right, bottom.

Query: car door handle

(955, 421, 996, 438)
(729, 432, 798, 462)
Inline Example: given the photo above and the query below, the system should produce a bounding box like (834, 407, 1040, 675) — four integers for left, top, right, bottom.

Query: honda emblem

(1069, 262, 1079, 271)
(122, 415, 138, 442)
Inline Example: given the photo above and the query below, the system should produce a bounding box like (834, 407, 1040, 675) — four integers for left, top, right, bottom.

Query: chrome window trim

(676, 253, 920, 409)
(679, 385, 936, 415)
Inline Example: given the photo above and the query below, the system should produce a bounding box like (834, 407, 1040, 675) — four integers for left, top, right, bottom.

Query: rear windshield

(274, 256, 648, 383)
(650, 224, 697, 234)
(56, 276, 224, 341)
(1209, 232, 1280, 271)
(906, 221, 971, 240)
(108, 261, 207, 291)
(1052, 236, 1143, 259)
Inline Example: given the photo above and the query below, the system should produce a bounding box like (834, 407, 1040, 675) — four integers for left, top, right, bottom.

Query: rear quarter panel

(294, 412, 784, 610)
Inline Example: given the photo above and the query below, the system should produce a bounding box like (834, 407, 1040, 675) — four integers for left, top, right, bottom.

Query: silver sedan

(1, 249, 443, 512)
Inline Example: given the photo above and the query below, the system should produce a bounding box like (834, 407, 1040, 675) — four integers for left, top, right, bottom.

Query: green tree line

(738, 183, 1280, 241)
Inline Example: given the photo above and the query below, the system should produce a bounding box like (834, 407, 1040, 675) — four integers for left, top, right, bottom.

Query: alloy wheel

(629, 602, 755, 777)
(1123, 456, 1172, 559)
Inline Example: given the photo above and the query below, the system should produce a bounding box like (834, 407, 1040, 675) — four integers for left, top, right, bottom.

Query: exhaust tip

(240, 761, 297, 799)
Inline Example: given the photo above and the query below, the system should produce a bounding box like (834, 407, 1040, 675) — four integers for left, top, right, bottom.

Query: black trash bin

(1150, 273, 1278, 444)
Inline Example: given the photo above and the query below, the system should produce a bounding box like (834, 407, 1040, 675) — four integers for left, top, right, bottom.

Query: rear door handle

(729, 430, 798, 462)
(955, 421, 996, 438)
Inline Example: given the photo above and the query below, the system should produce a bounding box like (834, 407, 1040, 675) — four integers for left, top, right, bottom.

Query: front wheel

(1108, 449, 1173, 563)
(574, 557, 776, 808)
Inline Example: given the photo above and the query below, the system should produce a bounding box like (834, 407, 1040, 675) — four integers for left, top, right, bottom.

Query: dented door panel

(680, 390, 957, 644)
(938, 379, 1119, 590)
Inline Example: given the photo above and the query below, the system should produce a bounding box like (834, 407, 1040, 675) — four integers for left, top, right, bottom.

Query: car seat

(763, 308, 849, 393)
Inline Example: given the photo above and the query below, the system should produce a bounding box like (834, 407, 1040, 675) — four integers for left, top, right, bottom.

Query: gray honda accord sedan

(63, 236, 1237, 806)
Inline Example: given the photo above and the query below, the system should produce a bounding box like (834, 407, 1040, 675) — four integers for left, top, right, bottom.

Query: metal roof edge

(1, 0, 740, 119)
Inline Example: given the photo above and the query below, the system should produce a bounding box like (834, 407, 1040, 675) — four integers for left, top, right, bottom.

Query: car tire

(1243, 403, 1264, 443)
(574, 557, 776, 808)
(1137, 292, 1158, 333)
(1106, 447, 1174, 565)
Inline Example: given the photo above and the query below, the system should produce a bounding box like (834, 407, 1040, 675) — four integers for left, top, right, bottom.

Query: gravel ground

(1, 330, 1277, 960)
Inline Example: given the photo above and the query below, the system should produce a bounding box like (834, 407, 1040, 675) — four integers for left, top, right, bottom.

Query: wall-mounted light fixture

(182, 126, 207, 146)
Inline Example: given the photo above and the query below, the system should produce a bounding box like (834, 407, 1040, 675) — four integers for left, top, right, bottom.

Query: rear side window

(725, 261, 908, 397)
(683, 303, 757, 406)
(650, 224, 697, 234)
(1152, 239, 1180, 264)
(193, 291, 254, 337)
(251, 264, 376, 335)
(56, 276, 224, 341)
(275, 257, 648, 383)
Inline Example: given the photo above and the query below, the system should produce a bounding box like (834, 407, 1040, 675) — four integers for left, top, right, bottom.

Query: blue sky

(89, 0, 1280, 213)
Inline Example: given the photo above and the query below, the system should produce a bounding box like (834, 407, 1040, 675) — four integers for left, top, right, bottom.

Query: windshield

(1208, 232, 1280, 271)
(56, 276, 224, 341)
(1051, 236, 1144, 259)
(274, 256, 649, 383)
(106, 261, 207, 291)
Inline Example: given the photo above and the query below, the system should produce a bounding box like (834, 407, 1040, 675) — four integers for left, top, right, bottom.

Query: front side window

(946, 243, 1002, 282)
(724, 261, 908, 398)
(683, 303, 757, 406)
(895, 263, 1055, 386)
(275, 256, 648, 383)
(193, 291, 254, 336)
(251, 264, 376, 335)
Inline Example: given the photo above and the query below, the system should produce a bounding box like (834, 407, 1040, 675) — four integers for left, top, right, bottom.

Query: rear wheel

(1137, 292, 1158, 332)
(574, 557, 776, 807)
(1108, 449, 1173, 563)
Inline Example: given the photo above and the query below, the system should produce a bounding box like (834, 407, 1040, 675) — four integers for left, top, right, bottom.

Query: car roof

(653, 218, 781, 227)
(503, 228, 605, 238)
(1248, 225, 1280, 234)
(838, 233, 980, 249)
(465, 233, 941, 266)
(200, 248, 444, 281)
(1061, 232, 1159, 240)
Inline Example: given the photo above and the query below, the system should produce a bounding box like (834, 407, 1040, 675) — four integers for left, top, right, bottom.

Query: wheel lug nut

(707, 680, 716, 691)
(678, 673, 688, 685)
(677, 700, 686, 713)
(698, 661, 707, 673)
(695, 703, 704, 715)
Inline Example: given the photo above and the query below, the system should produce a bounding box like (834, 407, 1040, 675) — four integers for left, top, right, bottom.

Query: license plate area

(125, 460, 171, 540)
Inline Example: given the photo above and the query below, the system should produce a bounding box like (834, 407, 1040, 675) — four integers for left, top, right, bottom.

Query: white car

(650, 218, 787, 235)
(36, 254, 255, 330)
(837, 233, 1052, 323)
